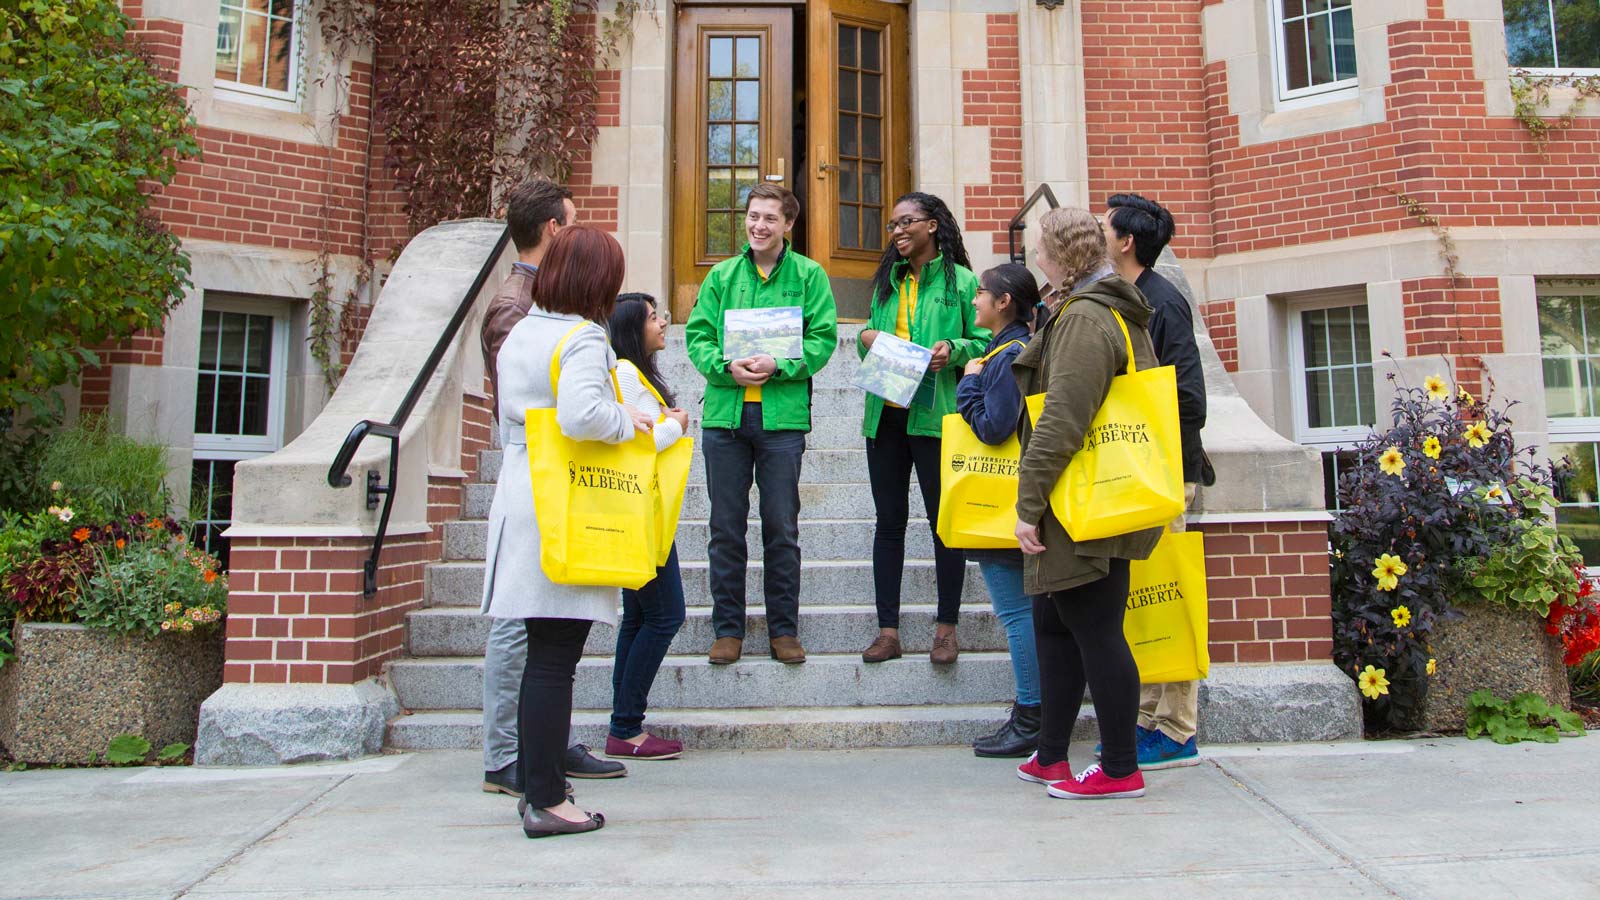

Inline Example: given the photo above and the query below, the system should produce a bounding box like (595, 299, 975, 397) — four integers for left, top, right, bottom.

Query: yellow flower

(1422, 436, 1441, 460)
(1358, 665, 1391, 700)
(1391, 605, 1412, 628)
(1379, 446, 1406, 477)
(1458, 386, 1474, 404)
(1485, 484, 1505, 502)
(1424, 375, 1448, 401)
(1464, 421, 1491, 449)
(1373, 553, 1408, 591)
(1426, 658, 1437, 676)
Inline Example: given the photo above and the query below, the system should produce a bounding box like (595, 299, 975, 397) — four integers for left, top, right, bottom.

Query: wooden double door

(670, 0, 910, 323)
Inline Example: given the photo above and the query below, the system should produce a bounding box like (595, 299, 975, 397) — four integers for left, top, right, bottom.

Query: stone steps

(385, 705, 1101, 752)
(406, 604, 1008, 658)
(425, 558, 987, 608)
(386, 652, 1017, 711)
(443, 516, 939, 562)
(465, 479, 926, 521)
(479, 446, 872, 485)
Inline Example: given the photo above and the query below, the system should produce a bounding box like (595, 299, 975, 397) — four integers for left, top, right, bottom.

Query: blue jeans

(702, 404, 806, 639)
(610, 544, 687, 739)
(979, 558, 1041, 707)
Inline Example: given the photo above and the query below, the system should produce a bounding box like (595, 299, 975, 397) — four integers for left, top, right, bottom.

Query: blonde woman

(1010, 208, 1164, 800)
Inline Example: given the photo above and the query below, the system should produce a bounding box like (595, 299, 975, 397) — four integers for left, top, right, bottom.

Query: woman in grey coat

(479, 225, 651, 837)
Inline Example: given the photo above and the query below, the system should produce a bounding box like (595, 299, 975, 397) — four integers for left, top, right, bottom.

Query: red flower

(71, 527, 90, 543)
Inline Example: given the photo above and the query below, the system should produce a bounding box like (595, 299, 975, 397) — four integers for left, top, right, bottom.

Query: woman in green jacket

(856, 192, 990, 665)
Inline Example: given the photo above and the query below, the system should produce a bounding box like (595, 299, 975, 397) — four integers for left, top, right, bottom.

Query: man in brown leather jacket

(477, 180, 627, 799)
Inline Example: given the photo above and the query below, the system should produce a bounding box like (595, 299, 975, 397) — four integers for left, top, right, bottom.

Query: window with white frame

(1504, 0, 1600, 71)
(1272, 0, 1358, 102)
(1539, 284, 1600, 566)
(215, 0, 300, 101)
(1290, 300, 1376, 510)
(192, 298, 290, 568)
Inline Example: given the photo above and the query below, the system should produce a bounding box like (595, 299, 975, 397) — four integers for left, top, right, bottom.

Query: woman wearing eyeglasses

(856, 192, 990, 665)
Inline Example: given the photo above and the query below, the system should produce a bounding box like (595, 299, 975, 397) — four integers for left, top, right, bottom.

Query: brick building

(99, 1, 1600, 761)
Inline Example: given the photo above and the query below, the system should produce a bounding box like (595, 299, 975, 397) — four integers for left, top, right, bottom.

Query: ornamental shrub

(36, 418, 170, 521)
(1330, 373, 1558, 730)
(0, 0, 200, 418)
(77, 535, 226, 638)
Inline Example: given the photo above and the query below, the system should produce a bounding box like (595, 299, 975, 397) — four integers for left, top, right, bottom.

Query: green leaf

(105, 733, 151, 764)
(156, 742, 188, 761)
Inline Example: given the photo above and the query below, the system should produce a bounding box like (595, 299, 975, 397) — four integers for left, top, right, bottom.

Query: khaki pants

(1138, 483, 1200, 744)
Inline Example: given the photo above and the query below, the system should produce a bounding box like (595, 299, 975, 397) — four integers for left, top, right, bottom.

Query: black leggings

(1033, 559, 1140, 778)
(518, 617, 593, 808)
(866, 405, 965, 628)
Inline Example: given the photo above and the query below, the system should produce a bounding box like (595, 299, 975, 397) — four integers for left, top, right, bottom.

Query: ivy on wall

(1509, 68, 1600, 158)
(298, 0, 641, 388)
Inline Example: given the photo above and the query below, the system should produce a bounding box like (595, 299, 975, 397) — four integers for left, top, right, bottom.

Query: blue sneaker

(1095, 726, 1154, 760)
(1137, 731, 1200, 770)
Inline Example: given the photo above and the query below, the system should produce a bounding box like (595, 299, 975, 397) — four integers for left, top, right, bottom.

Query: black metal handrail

(1006, 183, 1061, 266)
(326, 225, 511, 597)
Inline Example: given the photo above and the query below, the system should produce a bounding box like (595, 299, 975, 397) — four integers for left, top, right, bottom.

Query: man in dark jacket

(1102, 193, 1208, 771)
(476, 179, 625, 800)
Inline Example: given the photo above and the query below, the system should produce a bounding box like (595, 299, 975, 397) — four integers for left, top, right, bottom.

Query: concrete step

(478, 447, 869, 485)
(443, 516, 937, 562)
(385, 705, 1100, 752)
(464, 479, 926, 521)
(427, 558, 987, 608)
(406, 604, 1008, 658)
(387, 651, 1017, 711)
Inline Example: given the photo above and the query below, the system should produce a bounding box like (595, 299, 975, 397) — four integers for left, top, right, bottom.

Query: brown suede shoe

(861, 634, 903, 663)
(769, 635, 806, 664)
(708, 636, 742, 665)
(930, 627, 959, 665)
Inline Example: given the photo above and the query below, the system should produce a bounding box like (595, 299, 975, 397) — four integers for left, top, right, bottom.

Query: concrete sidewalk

(5, 737, 1598, 900)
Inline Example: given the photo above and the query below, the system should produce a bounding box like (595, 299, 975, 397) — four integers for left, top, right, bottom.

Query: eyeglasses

(884, 216, 933, 234)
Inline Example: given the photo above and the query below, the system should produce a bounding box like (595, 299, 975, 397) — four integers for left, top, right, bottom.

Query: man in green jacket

(684, 183, 838, 665)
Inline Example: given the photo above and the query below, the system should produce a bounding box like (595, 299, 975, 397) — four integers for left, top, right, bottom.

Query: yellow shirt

(744, 265, 771, 403)
(887, 274, 918, 408)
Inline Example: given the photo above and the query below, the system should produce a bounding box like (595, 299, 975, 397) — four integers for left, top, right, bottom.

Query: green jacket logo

(572, 464, 644, 495)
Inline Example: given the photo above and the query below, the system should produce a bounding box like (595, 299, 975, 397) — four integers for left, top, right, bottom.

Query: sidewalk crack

(1207, 758, 1409, 899)
(169, 774, 354, 900)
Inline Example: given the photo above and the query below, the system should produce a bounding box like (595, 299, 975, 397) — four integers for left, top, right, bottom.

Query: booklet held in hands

(854, 333, 934, 408)
(723, 307, 804, 361)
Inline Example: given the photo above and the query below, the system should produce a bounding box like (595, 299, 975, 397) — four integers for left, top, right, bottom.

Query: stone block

(1416, 602, 1572, 733)
(194, 680, 399, 766)
(1197, 663, 1362, 743)
(0, 623, 224, 765)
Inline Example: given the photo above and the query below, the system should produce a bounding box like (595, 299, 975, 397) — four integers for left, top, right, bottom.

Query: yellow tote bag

(936, 341, 1025, 549)
(625, 361, 694, 568)
(1024, 307, 1184, 541)
(1125, 530, 1210, 683)
(525, 324, 659, 591)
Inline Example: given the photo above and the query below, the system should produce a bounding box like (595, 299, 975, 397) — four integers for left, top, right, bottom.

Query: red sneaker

(1017, 752, 1075, 785)
(1046, 764, 1146, 799)
(605, 734, 683, 761)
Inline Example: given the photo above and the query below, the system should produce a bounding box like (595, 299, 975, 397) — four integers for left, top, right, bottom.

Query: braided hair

(868, 192, 971, 306)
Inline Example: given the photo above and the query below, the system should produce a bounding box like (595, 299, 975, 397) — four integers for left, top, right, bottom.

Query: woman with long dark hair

(603, 293, 690, 762)
(956, 263, 1043, 758)
(480, 225, 653, 837)
(1012, 208, 1163, 799)
(855, 192, 990, 665)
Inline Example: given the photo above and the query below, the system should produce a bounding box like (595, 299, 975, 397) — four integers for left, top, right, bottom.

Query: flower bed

(1331, 370, 1596, 732)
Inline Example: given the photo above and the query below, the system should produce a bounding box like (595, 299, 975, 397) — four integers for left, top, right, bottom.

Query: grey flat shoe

(522, 805, 604, 838)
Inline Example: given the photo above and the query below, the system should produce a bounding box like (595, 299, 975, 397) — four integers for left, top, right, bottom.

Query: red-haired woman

(480, 225, 653, 837)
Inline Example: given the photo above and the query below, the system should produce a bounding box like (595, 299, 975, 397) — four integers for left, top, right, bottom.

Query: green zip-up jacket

(856, 255, 990, 438)
(684, 243, 839, 431)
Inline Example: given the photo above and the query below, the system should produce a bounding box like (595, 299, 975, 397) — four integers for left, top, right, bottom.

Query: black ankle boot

(973, 703, 1041, 758)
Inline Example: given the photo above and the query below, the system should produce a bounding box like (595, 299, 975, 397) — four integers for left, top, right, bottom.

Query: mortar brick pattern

(1197, 520, 1333, 664)
(961, 15, 1024, 255)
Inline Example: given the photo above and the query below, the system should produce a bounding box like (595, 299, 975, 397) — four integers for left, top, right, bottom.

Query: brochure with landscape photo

(854, 333, 933, 408)
(723, 306, 804, 361)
